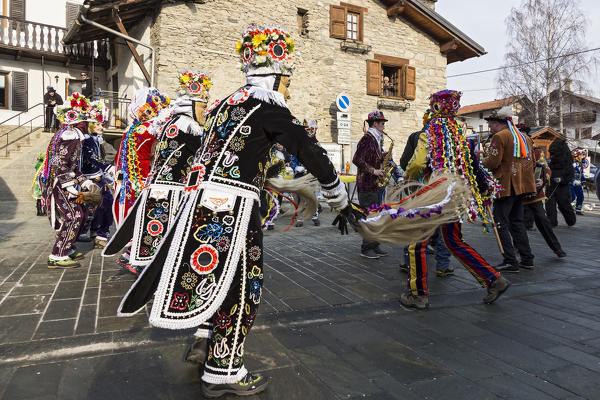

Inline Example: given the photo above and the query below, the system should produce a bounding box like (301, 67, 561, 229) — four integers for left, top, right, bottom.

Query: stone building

(64, 0, 485, 169)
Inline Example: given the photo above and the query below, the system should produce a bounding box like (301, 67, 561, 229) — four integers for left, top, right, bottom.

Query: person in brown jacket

(483, 107, 536, 272)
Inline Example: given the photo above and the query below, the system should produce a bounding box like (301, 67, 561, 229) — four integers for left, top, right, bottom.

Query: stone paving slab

(0, 207, 600, 399)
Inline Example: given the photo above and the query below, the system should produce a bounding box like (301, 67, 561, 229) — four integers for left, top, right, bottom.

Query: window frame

(0, 72, 8, 109)
(330, 2, 366, 43)
(374, 54, 409, 100)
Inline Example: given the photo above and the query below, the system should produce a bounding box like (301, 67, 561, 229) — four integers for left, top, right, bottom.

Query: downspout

(77, 7, 155, 87)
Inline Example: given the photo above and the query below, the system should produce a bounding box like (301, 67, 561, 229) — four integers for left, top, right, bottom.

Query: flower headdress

(303, 118, 318, 137)
(429, 90, 462, 118)
(178, 70, 212, 101)
(88, 101, 109, 123)
(128, 87, 170, 123)
(236, 24, 295, 76)
(55, 92, 90, 125)
(572, 148, 587, 163)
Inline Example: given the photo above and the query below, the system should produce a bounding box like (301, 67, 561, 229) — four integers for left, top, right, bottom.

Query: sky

(435, 0, 600, 107)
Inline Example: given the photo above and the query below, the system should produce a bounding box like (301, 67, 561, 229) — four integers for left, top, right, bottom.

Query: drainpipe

(78, 7, 155, 87)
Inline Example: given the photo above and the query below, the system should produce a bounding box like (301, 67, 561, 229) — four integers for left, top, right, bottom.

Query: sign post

(335, 93, 352, 170)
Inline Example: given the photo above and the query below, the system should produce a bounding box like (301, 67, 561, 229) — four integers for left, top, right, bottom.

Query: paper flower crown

(178, 70, 212, 101)
(303, 118, 318, 137)
(89, 101, 109, 123)
(572, 149, 587, 163)
(236, 24, 295, 76)
(429, 90, 462, 117)
(55, 92, 90, 124)
(134, 89, 170, 122)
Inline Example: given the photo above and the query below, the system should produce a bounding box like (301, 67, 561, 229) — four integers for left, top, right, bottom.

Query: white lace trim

(320, 178, 345, 198)
(202, 365, 248, 385)
(247, 86, 288, 108)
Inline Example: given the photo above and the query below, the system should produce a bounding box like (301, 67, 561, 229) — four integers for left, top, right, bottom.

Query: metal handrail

(0, 103, 44, 126)
(0, 115, 45, 157)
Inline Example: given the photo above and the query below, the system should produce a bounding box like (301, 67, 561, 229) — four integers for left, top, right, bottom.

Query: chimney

(563, 78, 572, 92)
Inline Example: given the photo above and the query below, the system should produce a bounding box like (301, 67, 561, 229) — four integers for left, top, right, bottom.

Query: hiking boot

(312, 218, 320, 226)
(519, 261, 534, 270)
(295, 220, 303, 227)
(69, 251, 84, 260)
(48, 258, 80, 269)
(374, 247, 388, 257)
(554, 249, 567, 258)
(483, 276, 510, 304)
(398, 263, 409, 273)
(400, 292, 429, 310)
(436, 267, 455, 277)
(576, 210, 584, 215)
(201, 372, 269, 398)
(360, 249, 380, 259)
(77, 233, 92, 242)
(496, 263, 519, 273)
(183, 337, 208, 364)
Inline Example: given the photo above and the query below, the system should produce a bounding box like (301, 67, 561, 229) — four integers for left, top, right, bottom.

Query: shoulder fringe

(247, 86, 288, 109)
(61, 127, 83, 141)
(174, 114, 203, 136)
(265, 174, 319, 220)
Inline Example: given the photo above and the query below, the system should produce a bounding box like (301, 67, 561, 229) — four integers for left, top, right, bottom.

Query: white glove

(81, 180, 94, 190)
(295, 166, 306, 174)
(66, 186, 79, 198)
(573, 180, 581, 186)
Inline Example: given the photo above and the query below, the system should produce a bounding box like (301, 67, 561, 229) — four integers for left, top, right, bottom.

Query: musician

(352, 110, 389, 259)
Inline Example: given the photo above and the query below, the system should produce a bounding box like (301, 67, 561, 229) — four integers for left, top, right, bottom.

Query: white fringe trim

(247, 86, 288, 108)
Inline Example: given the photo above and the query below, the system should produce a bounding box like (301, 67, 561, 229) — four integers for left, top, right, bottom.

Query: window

(0, 73, 7, 109)
(366, 54, 416, 100)
(330, 3, 365, 42)
(297, 8, 308, 37)
(66, 2, 81, 29)
(346, 11, 359, 40)
(9, 0, 25, 21)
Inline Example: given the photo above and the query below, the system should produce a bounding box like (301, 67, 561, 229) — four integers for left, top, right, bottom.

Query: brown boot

(483, 276, 510, 304)
(400, 292, 429, 309)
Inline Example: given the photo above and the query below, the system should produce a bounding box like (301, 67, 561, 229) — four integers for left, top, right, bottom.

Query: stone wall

(151, 0, 448, 163)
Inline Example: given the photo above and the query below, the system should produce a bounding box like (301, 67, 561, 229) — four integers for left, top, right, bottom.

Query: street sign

(337, 112, 350, 121)
(336, 93, 351, 112)
(337, 128, 351, 145)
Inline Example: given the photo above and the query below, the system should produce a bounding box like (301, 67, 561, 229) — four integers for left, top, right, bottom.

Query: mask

(277, 75, 291, 101)
(192, 100, 208, 125)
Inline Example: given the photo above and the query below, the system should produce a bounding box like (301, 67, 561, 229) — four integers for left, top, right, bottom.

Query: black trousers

(525, 201, 562, 252)
(44, 106, 57, 130)
(493, 195, 534, 265)
(358, 191, 380, 252)
(546, 183, 576, 227)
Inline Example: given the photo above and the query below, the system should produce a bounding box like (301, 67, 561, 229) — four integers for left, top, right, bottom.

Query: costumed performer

(39, 93, 99, 269)
(104, 71, 211, 276)
(80, 101, 115, 249)
(112, 87, 170, 270)
(399, 90, 509, 309)
(570, 149, 586, 215)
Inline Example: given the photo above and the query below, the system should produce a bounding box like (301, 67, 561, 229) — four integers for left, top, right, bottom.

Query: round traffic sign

(336, 93, 351, 112)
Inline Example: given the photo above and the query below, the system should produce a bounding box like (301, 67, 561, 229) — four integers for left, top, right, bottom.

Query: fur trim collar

(247, 86, 288, 109)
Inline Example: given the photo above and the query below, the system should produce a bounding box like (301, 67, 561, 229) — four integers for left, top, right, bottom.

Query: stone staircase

(0, 126, 51, 220)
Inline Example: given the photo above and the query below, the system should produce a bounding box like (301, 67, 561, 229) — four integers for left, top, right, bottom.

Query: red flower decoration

(215, 311, 232, 329)
(72, 93, 79, 99)
(71, 100, 78, 107)
(169, 292, 189, 311)
(267, 41, 287, 61)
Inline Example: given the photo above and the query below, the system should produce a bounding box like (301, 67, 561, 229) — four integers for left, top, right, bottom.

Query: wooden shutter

(329, 5, 346, 39)
(66, 2, 81, 28)
(366, 59, 381, 96)
(402, 65, 416, 100)
(9, 0, 25, 21)
(12, 71, 27, 111)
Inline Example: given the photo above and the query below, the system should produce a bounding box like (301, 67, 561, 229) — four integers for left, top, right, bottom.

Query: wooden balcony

(549, 110, 597, 126)
(0, 15, 108, 66)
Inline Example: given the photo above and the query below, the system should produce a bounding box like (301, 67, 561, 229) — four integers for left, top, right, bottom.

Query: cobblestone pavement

(1, 202, 600, 399)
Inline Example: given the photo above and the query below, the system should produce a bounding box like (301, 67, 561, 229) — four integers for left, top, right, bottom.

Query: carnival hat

(484, 105, 513, 122)
(303, 118, 318, 137)
(177, 70, 212, 102)
(516, 122, 531, 135)
(236, 24, 295, 76)
(88, 101, 109, 123)
(366, 110, 388, 122)
(128, 87, 170, 123)
(55, 92, 91, 125)
(430, 90, 461, 117)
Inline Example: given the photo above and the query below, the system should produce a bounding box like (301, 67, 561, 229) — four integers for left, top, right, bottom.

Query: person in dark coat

(546, 138, 576, 227)
(80, 71, 93, 98)
(43, 87, 63, 132)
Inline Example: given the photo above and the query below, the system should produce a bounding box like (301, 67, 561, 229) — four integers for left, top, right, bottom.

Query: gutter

(76, 5, 155, 86)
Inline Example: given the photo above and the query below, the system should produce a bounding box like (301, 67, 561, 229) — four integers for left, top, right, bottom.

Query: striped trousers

(407, 222, 500, 296)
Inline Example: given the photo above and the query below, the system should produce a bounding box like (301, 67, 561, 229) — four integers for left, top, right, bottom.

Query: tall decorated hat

(128, 87, 170, 122)
(429, 90, 461, 118)
(55, 92, 91, 125)
(88, 100, 109, 123)
(177, 70, 212, 101)
(366, 110, 388, 122)
(236, 24, 295, 76)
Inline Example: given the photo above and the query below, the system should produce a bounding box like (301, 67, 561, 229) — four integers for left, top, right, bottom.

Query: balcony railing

(0, 15, 108, 61)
